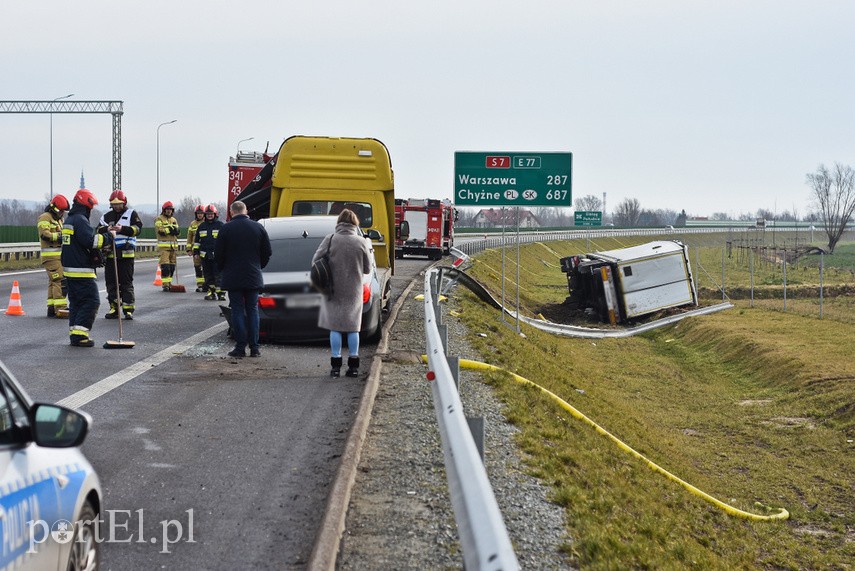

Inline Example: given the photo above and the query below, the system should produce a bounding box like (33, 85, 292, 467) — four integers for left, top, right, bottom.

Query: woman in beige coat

(312, 209, 372, 377)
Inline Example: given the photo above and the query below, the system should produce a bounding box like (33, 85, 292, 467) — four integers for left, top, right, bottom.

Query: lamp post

(50, 93, 74, 198)
(156, 120, 177, 209)
(236, 137, 254, 155)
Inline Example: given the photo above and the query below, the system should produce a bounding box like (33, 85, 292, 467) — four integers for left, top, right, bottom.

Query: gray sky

(2, 0, 853, 218)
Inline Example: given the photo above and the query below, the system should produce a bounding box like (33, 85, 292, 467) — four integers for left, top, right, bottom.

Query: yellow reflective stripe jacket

(37, 211, 63, 253)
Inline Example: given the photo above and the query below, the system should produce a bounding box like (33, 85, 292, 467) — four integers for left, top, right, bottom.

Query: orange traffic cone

(153, 265, 162, 286)
(5, 281, 25, 316)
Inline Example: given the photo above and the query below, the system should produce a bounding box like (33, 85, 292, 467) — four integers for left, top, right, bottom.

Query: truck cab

(270, 136, 395, 308)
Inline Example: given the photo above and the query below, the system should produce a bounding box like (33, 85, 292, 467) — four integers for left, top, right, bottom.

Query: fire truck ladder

(0, 100, 124, 190)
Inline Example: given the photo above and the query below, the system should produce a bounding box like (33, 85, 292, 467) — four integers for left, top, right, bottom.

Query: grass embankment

(452, 237, 854, 569)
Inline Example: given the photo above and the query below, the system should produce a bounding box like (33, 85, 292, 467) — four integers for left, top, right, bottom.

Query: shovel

(104, 232, 135, 349)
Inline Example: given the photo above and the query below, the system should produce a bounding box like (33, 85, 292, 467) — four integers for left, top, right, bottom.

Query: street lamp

(156, 120, 177, 208)
(50, 93, 74, 198)
(236, 137, 254, 155)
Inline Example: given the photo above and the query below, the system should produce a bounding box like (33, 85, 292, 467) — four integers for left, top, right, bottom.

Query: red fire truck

(227, 149, 275, 220)
(394, 198, 457, 260)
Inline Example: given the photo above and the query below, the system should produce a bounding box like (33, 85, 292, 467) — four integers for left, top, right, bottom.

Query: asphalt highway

(0, 256, 430, 569)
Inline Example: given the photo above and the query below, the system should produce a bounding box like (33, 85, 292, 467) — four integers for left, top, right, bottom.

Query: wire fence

(687, 229, 855, 323)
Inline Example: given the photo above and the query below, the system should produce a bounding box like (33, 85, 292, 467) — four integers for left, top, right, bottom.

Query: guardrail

(0, 239, 159, 262)
(423, 268, 520, 571)
(455, 226, 741, 256)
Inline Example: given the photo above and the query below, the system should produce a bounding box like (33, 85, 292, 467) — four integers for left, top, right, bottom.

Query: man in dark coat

(215, 200, 272, 358)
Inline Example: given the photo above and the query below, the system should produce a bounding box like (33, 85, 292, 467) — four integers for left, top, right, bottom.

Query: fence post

(750, 248, 754, 308)
(721, 246, 726, 302)
(820, 252, 824, 320)
(782, 252, 787, 312)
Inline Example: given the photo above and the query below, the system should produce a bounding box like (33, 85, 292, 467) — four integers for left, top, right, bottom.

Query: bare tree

(613, 198, 641, 227)
(574, 194, 603, 212)
(806, 162, 855, 253)
(638, 209, 662, 227)
(176, 196, 205, 226)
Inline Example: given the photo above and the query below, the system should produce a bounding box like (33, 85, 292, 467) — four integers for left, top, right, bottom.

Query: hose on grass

(426, 355, 790, 521)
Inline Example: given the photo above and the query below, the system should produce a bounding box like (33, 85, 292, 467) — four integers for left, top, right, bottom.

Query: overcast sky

(2, 1, 853, 218)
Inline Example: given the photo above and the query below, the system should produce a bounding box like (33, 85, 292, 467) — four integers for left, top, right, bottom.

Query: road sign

(574, 211, 602, 226)
(454, 151, 572, 207)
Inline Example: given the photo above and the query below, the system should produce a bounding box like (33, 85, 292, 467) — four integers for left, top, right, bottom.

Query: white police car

(0, 360, 101, 570)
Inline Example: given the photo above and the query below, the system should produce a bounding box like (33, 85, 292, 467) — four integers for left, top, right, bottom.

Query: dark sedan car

(222, 216, 382, 343)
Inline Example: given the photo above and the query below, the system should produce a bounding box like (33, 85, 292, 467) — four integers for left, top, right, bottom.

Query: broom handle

(110, 232, 123, 341)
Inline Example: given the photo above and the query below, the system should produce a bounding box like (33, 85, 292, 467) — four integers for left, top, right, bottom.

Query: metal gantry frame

(0, 100, 124, 190)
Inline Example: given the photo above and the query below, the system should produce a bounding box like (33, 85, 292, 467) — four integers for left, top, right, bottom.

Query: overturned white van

(559, 241, 697, 324)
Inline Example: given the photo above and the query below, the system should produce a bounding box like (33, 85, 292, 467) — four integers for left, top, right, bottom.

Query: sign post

(454, 151, 572, 333)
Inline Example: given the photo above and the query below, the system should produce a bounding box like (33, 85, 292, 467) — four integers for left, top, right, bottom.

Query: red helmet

(109, 189, 127, 206)
(162, 201, 174, 211)
(50, 194, 70, 211)
(195, 204, 205, 214)
(204, 204, 218, 216)
(73, 189, 98, 208)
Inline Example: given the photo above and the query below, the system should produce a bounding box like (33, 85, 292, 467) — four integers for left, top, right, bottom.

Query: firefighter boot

(217, 291, 226, 301)
(70, 334, 95, 348)
(47, 305, 55, 317)
(105, 302, 119, 319)
(122, 305, 134, 320)
(345, 356, 360, 377)
(204, 287, 217, 301)
(330, 357, 342, 378)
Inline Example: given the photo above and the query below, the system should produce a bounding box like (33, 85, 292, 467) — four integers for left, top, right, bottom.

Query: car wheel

(67, 500, 99, 571)
(365, 305, 383, 343)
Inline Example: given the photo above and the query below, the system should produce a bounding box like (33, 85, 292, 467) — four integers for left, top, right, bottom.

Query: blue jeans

(330, 331, 359, 358)
(228, 289, 260, 351)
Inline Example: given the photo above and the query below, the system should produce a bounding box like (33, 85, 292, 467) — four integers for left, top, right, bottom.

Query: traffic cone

(153, 265, 162, 286)
(5, 281, 25, 316)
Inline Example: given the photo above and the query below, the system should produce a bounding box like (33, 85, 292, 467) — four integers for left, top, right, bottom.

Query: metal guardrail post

(423, 268, 520, 571)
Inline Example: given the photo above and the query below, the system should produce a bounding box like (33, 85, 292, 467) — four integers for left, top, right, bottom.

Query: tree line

(0, 195, 227, 228)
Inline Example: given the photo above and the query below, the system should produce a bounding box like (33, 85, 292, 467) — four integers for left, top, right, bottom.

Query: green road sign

(574, 211, 602, 226)
(454, 151, 572, 207)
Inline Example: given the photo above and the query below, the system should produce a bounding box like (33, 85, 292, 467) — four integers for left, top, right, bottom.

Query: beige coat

(312, 222, 372, 332)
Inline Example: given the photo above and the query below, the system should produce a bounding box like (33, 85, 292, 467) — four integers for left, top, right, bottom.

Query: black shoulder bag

(310, 235, 334, 296)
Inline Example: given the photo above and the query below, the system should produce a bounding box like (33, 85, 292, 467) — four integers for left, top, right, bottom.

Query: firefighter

(194, 204, 226, 300)
(97, 189, 143, 319)
(37, 195, 70, 318)
(61, 189, 112, 347)
(154, 201, 180, 291)
(186, 204, 206, 292)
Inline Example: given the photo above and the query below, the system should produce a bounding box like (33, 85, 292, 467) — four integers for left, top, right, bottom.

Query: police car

(0, 360, 101, 570)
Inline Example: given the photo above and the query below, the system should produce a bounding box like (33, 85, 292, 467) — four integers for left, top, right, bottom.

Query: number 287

(547, 175, 568, 185)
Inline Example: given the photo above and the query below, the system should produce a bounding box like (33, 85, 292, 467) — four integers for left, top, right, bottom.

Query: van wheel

(68, 500, 99, 571)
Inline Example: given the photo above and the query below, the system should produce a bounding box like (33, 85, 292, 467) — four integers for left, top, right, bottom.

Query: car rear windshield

(266, 237, 325, 272)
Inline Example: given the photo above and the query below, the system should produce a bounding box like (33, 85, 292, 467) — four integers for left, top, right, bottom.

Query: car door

(0, 374, 62, 570)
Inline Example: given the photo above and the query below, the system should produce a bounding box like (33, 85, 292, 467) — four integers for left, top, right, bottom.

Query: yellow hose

(423, 355, 789, 521)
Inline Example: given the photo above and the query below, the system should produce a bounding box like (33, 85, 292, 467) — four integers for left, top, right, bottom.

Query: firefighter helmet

(73, 189, 98, 208)
(109, 189, 127, 206)
(50, 194, 70, 212)
(195, 204, 205, 214)
(204, 204, 218, 217)
(161, 201, 174, 211)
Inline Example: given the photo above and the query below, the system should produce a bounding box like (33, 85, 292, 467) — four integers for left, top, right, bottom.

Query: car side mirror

(398, 221, 410, 242)
(28, 403, 89, 448)
(366, 229, 383, 241)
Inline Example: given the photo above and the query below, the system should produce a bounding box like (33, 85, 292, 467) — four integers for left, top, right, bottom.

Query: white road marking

(58, 321, 228, 409)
